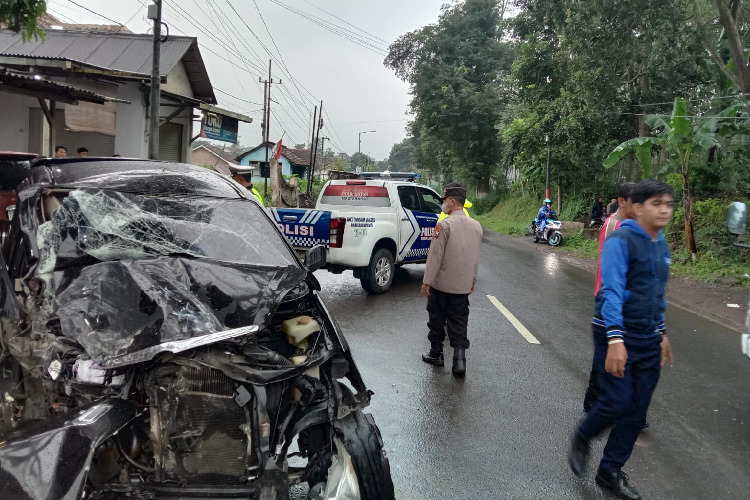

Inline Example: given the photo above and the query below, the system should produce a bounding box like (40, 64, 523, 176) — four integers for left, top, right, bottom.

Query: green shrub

(561, 230, 599, 259)
(471, 188, 507, 215)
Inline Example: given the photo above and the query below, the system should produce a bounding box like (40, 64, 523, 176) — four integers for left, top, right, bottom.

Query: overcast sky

(46, 0, 446, 160)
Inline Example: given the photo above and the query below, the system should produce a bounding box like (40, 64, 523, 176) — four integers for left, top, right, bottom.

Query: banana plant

(604, 97, 748, 256)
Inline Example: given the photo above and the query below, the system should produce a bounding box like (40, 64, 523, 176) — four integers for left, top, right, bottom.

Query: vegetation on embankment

(473, 193, 750, 286)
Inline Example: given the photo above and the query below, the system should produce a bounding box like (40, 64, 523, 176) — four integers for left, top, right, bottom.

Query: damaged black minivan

(0, 159, 394, 500)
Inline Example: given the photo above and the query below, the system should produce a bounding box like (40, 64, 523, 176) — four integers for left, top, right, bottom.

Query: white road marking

(486, 295, 541, 345)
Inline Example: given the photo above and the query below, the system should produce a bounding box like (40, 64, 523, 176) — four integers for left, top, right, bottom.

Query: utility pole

(147, 0, 162, 160)
(308, 100, 323, 193)
(545, 134, 551, 200)
(307, 105, 318, 182)
(320, 136, 330, 169)
(358, 130, 376, 174)
(259, 60, 281, 196)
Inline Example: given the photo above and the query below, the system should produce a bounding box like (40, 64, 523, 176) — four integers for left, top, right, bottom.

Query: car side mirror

(304, 244, 327, 272)
(727, 202, 749, 249)
(727, 202, 747, 235)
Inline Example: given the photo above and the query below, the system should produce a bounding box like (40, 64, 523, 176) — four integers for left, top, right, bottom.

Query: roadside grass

(561, 230, 599, 259)
(474, 215, 528, 235)
(474, 193, 750, 285)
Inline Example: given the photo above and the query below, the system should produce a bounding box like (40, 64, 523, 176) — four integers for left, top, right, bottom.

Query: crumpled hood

(54, 257, 307, 367)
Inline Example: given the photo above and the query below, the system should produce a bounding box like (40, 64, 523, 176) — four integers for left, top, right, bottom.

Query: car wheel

(360, 248, 394, 294)
(549, 231, 562, 246)
(314, 411, 394, 500)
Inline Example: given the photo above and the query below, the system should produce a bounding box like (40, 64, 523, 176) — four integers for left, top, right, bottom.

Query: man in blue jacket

(569, 180, 675, 500)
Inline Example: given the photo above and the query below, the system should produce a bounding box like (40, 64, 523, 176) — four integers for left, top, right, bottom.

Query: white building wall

(114, 82, 148, 158)
(0, 92, 34, 152)
(162, 62, 193, 97)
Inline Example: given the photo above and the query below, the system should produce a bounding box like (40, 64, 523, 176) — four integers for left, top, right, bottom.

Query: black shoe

(568, 432, 589, 477)
(422, 349, 444, 366)
(595, 469, 642, 500)
(452, 347, 466, 376)
(642, 421, 650, 429)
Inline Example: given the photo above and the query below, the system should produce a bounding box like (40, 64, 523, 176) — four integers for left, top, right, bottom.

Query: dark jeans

(583, 328, 609, 410)
(577, 325, 662, 472)
(426, 287, 470, 349)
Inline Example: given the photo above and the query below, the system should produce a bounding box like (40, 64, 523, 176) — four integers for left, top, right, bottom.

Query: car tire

(334, 411, 395, 500)
(360, 248, 394, 294)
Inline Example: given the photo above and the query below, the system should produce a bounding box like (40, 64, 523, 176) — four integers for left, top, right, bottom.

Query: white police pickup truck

(271, 173, 444, 294)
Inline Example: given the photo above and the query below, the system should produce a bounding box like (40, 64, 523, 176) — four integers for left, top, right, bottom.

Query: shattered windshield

(31, 188, 306, 367)
(37, 189, 295, 273)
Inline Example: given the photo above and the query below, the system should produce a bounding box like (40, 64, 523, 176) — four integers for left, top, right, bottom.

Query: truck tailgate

(271, 208, 331, 251)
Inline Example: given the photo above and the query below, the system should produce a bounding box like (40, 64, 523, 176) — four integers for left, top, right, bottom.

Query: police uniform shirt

(423, 210, 483, 294)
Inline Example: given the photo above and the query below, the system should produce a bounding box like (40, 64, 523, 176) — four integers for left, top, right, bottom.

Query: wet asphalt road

(313, 229, 750, 500)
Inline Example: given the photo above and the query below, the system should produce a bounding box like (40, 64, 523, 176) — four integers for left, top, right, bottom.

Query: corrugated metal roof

(0, 29, 216, 103)
(0, 69, 131, 104)
(0, 29, 192, 77)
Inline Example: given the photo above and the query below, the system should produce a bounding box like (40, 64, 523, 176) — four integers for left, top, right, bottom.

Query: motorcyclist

(536, 198, 557, 232)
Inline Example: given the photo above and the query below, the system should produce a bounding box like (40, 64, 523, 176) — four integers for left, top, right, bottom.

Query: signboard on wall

(201, 113, 238, 143)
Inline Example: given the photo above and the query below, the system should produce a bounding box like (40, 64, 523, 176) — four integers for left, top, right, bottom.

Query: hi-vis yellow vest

(438, 200, 472, 222)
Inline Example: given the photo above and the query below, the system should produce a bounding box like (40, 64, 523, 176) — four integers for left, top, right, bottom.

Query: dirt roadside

(529, 235, 748, 332)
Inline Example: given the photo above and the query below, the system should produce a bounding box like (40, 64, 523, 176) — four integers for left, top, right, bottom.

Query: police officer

(437, 181, 472, 221)
(420, 186, 483, 376)
(232, 174, 264, 205)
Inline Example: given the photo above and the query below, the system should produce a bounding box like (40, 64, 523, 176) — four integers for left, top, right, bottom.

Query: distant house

(0, 17, 250, 161)
(192, 144, 254, 176)
(235, 142, 320, 180)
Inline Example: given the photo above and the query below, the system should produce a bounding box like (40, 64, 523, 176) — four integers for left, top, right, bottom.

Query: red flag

(273, 137, 283, 159)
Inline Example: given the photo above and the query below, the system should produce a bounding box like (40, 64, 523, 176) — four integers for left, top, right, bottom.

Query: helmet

(544, 199, 552, 204)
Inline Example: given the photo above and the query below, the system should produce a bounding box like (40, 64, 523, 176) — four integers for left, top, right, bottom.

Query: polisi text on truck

(279, 223, 314, 236)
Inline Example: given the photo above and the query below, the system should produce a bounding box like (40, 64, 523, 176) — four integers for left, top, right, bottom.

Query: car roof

(0, 151, 38, 161)
(326, 179, 436, 189)
(23, 158, 249, 200)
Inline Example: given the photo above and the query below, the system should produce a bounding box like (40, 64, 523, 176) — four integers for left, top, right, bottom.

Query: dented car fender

(0, 399, 141, 500)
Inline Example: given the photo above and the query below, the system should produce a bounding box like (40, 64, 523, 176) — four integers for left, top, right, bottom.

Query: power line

(47, 8, 77, 24)
(65, 0, 126, 26)
(251, 0, 310, 110)
(631, 94, 750, 107)
(298, 0, 389, 45)
(268, 0, 389, 56)
(167, 0, 315, 143)
(213, 87, 264, 106)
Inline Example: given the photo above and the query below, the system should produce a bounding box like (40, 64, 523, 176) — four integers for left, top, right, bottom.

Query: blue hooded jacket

(594, 219, 670, 339)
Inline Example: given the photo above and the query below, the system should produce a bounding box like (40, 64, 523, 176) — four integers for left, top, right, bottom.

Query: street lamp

(358, 130, 376, 154)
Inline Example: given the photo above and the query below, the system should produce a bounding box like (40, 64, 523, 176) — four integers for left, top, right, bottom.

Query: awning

(0, 68, 130, 105)
(157, 89, 253, 124)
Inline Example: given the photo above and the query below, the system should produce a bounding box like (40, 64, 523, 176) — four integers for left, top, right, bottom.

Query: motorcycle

(528, 218, 563, 246)
(589, 217, 604, 230)
(0, 158, 395, 500)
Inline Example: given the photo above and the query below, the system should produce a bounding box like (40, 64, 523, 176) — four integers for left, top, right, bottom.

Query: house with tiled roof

(191, 143, 255, 175)
(235, 141, 322, 180)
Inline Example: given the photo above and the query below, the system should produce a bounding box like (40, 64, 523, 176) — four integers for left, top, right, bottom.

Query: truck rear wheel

(360, 248, 394, 294)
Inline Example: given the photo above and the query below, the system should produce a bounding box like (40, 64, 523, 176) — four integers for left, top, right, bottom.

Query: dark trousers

(426, 287, 470, 349)
(583, 331, 607, 410)
(577, 325, 662, 472)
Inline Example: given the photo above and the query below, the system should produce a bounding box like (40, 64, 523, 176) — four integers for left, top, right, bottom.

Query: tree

(388, 138, 415, 172)
(0, 0, 46, 41)
(693, 0, 750, 115)
(294, 143, 306, 149)
(349, 152, 375, 171)
(386, 0, 514, 196)
(604, 98, 749, 255)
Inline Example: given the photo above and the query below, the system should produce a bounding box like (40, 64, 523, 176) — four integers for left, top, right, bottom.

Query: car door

(396, 185, 423, 262)
(411, 186, 442, 258)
